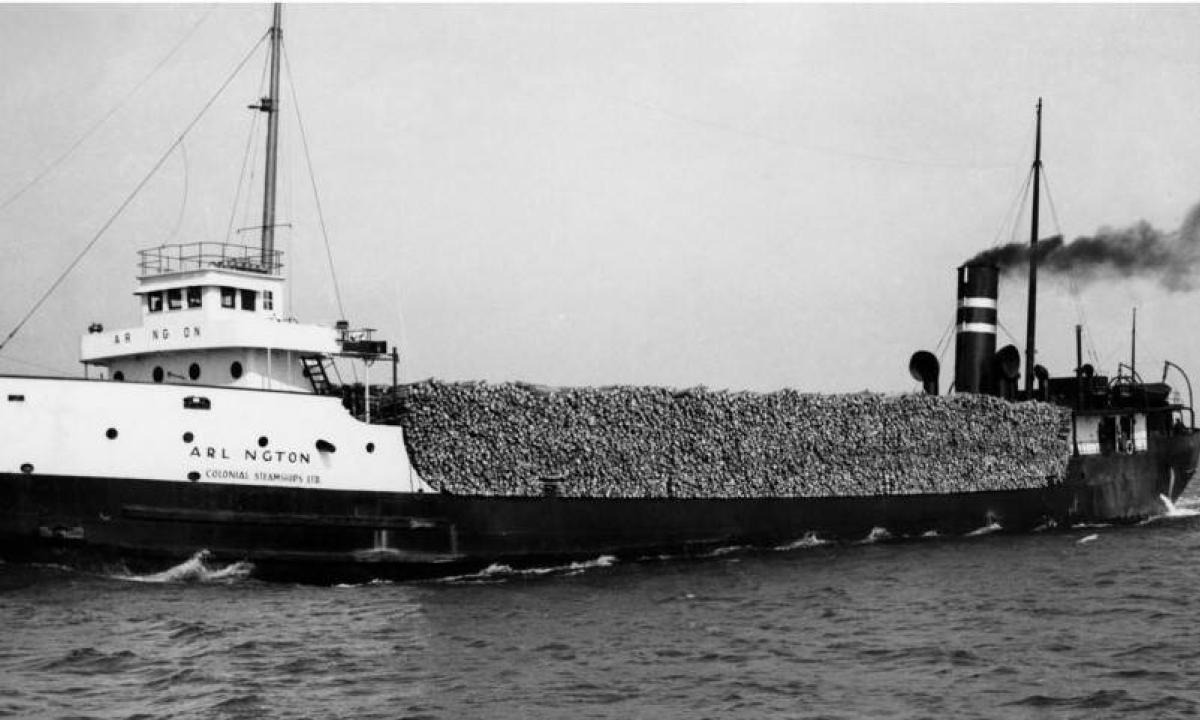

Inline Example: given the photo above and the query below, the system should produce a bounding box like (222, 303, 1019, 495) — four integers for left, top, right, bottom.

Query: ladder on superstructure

(300, 355, 334, 395)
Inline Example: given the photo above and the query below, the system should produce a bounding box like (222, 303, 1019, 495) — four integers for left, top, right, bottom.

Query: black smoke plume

(965, 202, 1200, 292)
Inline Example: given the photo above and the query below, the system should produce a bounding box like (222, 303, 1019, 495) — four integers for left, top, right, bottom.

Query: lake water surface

(4, 497, 1200, 719)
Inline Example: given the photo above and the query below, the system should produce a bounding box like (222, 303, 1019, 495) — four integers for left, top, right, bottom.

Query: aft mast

(1023, 98, 1043, 396)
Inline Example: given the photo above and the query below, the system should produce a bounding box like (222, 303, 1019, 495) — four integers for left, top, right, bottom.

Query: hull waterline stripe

(122, 504, 448, 529)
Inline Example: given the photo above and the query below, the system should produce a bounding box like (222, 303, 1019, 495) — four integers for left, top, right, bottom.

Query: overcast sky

(2, 3, 1200, 393)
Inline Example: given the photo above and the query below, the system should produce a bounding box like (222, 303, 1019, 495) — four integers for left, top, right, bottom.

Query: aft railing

(138, 242, 284, 276)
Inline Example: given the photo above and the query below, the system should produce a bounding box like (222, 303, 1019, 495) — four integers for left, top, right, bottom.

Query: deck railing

(138, 242, 284, 276)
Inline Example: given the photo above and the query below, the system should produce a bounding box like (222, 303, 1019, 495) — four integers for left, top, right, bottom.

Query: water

(5, 500, 1200, 719)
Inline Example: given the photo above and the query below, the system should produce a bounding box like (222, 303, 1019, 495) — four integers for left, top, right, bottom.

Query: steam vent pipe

(955, 263, 999, 395)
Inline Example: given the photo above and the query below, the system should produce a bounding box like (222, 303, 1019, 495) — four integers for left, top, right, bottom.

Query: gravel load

(383, 381, 1073, 499)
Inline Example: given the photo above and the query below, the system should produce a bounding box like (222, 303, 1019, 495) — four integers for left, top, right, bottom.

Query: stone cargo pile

(388, 381, 1073, 499)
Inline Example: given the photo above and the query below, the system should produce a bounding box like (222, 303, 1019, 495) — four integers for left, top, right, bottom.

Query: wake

(439, 555, 618, 583)
(116, 550, 254, 584)
(1159, 494, 1200, 518)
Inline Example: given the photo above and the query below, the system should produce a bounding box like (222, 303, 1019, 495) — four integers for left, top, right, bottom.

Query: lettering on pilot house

(151, 327, 201, 341)
(189, 446, 312, 464)
(112, 326, 201, 344)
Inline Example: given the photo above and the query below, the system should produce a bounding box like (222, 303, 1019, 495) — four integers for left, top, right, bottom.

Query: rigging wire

(281, 87, 298, 318)
(0, 31, 269, 353)
(0, 352, 72, 377)
(1040, 167, 1063, 238)
(932, 313, 955, 360)
(601, 92, 1018, 171)
(1043, 163, 1102, 366)
(420, 48, 1023, 173)
(982, 156, 1034, 253)
(0, 5, 217, 215)
(165, 140, 189, 245)
(994, 168, 1034, 249)
(996, 320, 1022, 349)
(241, 123, 264, 234)
(983, 116, 1037, 250)
(237, 47, 273, 238)
(225, 103, 263, 243)
(932, 313, 957, 383)
(282, 41, 347, 322)
(225, 46, 271, 244)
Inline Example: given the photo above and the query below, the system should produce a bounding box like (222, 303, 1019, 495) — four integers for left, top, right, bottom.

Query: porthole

(112, 371, 125, 382)
(257, 436, 268, 448)
(230, 361, 243, 380)
(20, 463, 33, 474)
(105, 428, 118, 440)
(188, 363, 200, 381)
(152, 366, 164, 383)
(183, 432, 194, 443)
(366, 442, 375, 453)
(187, 471, 200, 482)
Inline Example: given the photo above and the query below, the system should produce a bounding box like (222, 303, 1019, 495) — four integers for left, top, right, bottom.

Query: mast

(1131, 307, 1137, 380)
(1023, 98, 1043, 395)
(259, 3, 283, 269)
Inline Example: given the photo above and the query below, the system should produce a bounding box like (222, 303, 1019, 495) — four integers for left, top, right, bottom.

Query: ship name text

(190, 446, 312, 464)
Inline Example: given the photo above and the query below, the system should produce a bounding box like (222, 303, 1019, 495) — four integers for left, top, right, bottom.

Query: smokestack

(955, 263, 999, 395)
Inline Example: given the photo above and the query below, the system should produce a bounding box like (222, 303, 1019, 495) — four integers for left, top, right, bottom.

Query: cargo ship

(0, 6, 1196, 583)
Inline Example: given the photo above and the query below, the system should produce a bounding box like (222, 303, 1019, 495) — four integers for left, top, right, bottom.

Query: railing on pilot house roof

(138, 242, 284, 277)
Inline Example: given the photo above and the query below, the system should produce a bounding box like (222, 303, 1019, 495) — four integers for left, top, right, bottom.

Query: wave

(965, 521, 1002, 537)
(34, 646, 147, 674)
(439, 555, 618, 583)
(116, 550, 254, 584)
(708, 545, 749, 557)
(1005, 689, 1133, 711)
(332, 578, 399, 589)
(1077, 533, 1099, 545)
(774, 532, 828, 551)
(858, 527, 892, 544)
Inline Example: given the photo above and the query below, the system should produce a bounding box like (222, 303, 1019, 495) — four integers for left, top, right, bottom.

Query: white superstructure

(81, 243, 338, 392)
(3, 239, 436, 494)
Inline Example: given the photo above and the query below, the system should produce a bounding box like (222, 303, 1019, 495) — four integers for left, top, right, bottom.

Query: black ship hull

(3, 432, 1197, 584)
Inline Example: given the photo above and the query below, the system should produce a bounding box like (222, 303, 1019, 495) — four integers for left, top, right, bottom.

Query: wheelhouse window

(241, 289, 256, 311)
(167, 288, 182, 310)
(147, 292, 163, 313)
(220, 287, 236, 309)
(187, 286, 202, 308)
(263, 290, 274, 311)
